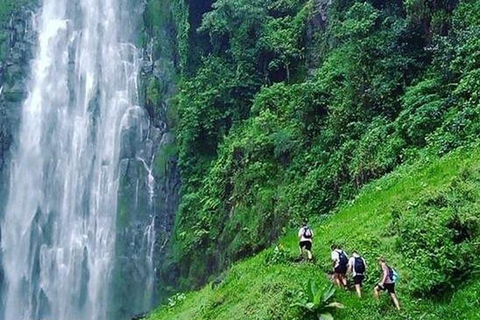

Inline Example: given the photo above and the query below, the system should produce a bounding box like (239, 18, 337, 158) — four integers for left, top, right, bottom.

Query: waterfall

(0, 0, 153, 319)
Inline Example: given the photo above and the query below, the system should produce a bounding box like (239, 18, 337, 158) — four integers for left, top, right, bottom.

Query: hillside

(148, 145, 480, 319)
(157, 0, 480, 298)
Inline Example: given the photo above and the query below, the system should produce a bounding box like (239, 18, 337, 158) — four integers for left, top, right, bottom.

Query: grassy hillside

(161, 0, 480, 293)
(148, 145, 480, 319)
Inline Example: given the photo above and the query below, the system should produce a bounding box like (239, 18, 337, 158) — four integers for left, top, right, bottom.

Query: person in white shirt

(298, 222, 313, 261)
(331, 245, 348, 288)
(348, 251, 367, 297)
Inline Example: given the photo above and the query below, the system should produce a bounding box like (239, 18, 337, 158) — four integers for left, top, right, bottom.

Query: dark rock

(110, 1, 181, 317)
(131, 312, 147, 320)
(0, 3, 37, 217)
(0, 1, 182, 318)
(306, 0, 333, 73)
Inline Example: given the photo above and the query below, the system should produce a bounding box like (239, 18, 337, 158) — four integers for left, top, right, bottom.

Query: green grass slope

(148, 145, 480, 320)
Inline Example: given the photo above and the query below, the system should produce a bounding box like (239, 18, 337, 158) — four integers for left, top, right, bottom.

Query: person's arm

(380, 265, 388, 285)
(348, 258, 353, 273)
(298, 229, 302, 240)
(332, 251, 338, 268)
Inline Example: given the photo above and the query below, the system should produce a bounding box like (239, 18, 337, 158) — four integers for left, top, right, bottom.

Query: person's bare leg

(299, 246, 306, 260)
(333, 274, 339, 286)
(374, 287, 380, 299)
(307, 249, 312, 260)
(334, 274, 342, 287)
(355, 284, 362, 298)
(390, 293, 401, 310)
(335, 274, 345, 288)
(341, 274, 347, 287)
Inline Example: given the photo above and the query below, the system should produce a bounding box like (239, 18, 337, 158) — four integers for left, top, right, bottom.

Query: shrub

(264, 244, 293, 265)
(291, 281, 344, 320)
(393, 170, 480, 297)
(168, 292, 187, 308)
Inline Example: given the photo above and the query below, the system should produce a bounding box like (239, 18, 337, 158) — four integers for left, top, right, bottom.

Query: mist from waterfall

(0, 0, 154, 319)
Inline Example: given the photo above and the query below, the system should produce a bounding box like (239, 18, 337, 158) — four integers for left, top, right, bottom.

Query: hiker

(331, 245, 348, 288)
(374, 257, 401, 310)
(348, 251, 367, 297)
(298, 222, 313, 261)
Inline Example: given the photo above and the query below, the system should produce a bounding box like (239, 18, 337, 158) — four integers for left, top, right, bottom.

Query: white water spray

(1, 0, 152, 319)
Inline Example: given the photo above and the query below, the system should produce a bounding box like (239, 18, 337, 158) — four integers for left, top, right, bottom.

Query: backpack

(354, 257, 365, 274)
(388, 266, 399, 283)
(303, 227, 312, 239)
(338, 251, 348, 267)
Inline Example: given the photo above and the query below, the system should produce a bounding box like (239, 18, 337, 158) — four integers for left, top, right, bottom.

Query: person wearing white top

(298, 222, 313, 261)
(330, 245, 348, 288)
(348, 251, 367, 297)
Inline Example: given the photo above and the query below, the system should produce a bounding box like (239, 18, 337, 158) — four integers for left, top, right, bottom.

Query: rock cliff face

(0, 0, 181, 315)
(0, 5, 36, 215)
(306, 0, 332, 71)
(111, 0, 181, 313)
(0, 1, 37, 313)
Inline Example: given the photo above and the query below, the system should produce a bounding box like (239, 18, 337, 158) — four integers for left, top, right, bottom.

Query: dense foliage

(290, 281, 344, 320)
(160, 0, 480, 295)
(0, 0, 32, 60)
(394, 168, 480, 297)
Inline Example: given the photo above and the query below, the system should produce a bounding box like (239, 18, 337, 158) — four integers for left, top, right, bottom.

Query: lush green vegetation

(149, 145, 480, 319)
(0, 0, 32, 60)
(159, 0, 480, 296)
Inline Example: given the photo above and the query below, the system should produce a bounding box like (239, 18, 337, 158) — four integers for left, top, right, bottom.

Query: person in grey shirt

(374, 257, 401, 310)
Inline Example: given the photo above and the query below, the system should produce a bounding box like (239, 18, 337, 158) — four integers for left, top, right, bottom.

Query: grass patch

(148, 144, 480, 319)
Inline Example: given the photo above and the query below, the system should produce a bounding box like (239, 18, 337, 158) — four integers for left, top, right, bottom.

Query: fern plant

(291, 280, 344, 320)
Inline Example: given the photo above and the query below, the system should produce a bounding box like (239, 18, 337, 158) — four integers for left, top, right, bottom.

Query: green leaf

(289, 302, 306, 309)
(313, 290, 322, 308)
(307, 279, 317, 302)
(305, 302, 315, 311)
(325, 302, 345, 309)
(322, 284, 335, 303)
(318, 312, 334, 320)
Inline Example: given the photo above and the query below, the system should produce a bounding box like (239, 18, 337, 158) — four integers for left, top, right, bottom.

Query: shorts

(377, 283, 395, 294)
(353, 275, 365, 286)
(299, 241, 312, 251)
(334, 265, 347, 275)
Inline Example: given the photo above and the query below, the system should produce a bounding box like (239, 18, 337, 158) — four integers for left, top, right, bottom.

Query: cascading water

(0, 0, 154, 319)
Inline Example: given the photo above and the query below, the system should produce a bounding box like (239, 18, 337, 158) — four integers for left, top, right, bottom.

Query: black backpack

(338, 251, 348, 267)
(303, 227, 312, 239)
(354, 257, 365, 274)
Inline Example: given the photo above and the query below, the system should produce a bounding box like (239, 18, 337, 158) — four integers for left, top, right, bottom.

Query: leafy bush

(291, 281, 344, 320)
(396, 76, 448, 147)
(393, 169, 480, 296)
(264, 244, 293, 265)
(168, 292, 187, 308)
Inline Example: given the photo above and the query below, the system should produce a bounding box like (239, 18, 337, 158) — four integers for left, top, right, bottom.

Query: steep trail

(1, 0, 155, 319)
